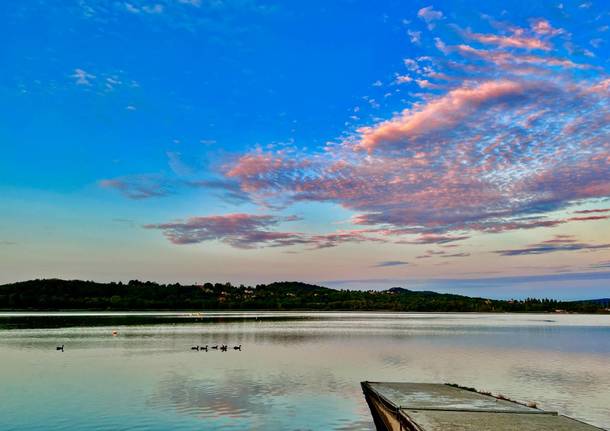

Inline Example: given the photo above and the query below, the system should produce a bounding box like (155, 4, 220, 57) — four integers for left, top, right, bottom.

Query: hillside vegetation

(0, 279, 606, 313)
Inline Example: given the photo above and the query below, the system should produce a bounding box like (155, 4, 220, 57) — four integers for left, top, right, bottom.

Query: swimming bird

(233, 345, 241, 351)
(191, 345, 199, 351)
(56, 345, 64, 351)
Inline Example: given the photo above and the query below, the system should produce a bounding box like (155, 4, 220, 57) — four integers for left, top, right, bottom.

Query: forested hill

(0, 279, 606, 313)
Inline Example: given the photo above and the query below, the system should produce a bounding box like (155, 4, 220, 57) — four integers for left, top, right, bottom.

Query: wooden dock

(361, 382, 604, 431)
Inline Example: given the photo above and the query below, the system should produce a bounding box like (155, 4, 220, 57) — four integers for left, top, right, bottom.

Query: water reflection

(148, 369, 368, 430)
(0, 312, 609, 430)
(512, 366, 601, 387)
(149, 371, 274, 419)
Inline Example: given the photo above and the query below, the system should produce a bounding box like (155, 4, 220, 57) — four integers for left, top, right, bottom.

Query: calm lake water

(0, 312, 609, 430)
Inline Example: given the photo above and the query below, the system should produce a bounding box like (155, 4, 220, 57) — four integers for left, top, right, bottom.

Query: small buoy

(112, 330, 118, 336)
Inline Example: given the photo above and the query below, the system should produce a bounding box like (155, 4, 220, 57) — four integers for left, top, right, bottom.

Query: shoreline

(1, 308, 609, 314)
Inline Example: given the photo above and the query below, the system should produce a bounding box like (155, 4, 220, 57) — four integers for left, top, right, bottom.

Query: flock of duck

(55, 344, 242, 352)
(54, 330, 243, 352)
(191, 344, 241, 352)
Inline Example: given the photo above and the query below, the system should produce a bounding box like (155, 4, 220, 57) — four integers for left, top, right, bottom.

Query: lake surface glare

(0, 312, 609, 430)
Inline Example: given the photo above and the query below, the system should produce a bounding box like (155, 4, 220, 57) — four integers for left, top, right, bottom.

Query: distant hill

(575, 298, 610, 307)
(0, 279, 607, 313)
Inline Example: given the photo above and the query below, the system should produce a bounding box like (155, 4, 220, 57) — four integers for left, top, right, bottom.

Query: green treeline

(0, 279, 606, 313)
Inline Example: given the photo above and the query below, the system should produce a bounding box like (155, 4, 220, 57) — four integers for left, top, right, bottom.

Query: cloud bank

(103, 12, 609, 252)
(221, 17, 609, 246)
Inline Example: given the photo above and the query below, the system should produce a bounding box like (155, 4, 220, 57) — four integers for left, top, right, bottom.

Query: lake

(0, 312, 609, 430)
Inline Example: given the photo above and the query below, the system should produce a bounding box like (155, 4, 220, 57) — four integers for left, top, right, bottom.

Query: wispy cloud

(187, 179, 251, 204)
(495, 235, 610, 256)
(100, 174, 252, 204)
(374, 260, 409, 267)
(167, 151, 195, 177)
(530, 19, 564, 37)
(407, 29, 422, 45)
(397, 234, 470, 245)
(356, 80, 537, 152)
(461, 27, 552, 50)
(71, 68, 95, 85)
(70, 68, 138, 92)
(567, 215, 610, 222)
(99, 175, 174, 199)
(417, 6, 443, 29)
(395, 74, 413, 84)
(124, 2, 164, 14)
(145, 213, 386, 249)
(441, 252, 470, 258)
(77, 0, 277, 33)
(574, 208, 610, 214)
(144, 213, 301, 248)
(416, 249, 449, 259)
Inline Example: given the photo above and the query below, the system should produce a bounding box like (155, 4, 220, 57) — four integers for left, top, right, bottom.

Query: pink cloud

(226, 153, 286, 177)
(574, 208, 610, 214)
(463, 28, 552, 51)
(144, 213, 291, 247)
(454, 44, 591, 70)
(145, 213, 386, 249)
(356, 80, 533, 152)
(143, 213, 336, 250)
(143, 17, 610, 249)
(587, 78, 610, 95)
(395, 74, 413, 84)
(417, 6, 443, 28)
(530, 19, 564, 36)
(567, 215, 610, 222)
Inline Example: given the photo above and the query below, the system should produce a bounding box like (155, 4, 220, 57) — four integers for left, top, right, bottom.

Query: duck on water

(190, 344, 241, 351)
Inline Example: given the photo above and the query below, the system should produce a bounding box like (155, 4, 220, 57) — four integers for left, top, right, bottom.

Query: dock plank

(405, 410, 601, 431)
(361, 382, 603, 431)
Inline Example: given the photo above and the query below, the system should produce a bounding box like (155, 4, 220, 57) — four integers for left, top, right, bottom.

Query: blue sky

(1, 0, 609, 299)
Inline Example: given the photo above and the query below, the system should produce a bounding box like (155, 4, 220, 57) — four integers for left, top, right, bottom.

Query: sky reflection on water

(0, 312, 609, 430)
